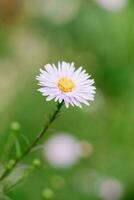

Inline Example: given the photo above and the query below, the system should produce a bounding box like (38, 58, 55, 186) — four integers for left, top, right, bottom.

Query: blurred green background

(0, 0, 134, 199)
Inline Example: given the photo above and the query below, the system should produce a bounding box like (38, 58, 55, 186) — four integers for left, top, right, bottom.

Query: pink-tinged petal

(73, 67, 83, 79)
(69, 97, 79, 107)
(61, 61, 69, 77)
(44, 64, 55, 74)
(66, 62, 75, 77)
(73, 97, 82, 108)
(63, 95, 70, 108)
(64, 100, 69, 108)
(46, 95, 55, 101)
(68, 96, 74, 106)
(58, 61, 63, 77)
(74, 96, 90, 106)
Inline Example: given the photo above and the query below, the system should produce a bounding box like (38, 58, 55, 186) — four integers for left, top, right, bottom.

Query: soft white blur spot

(98, 179, 124, 200)
(95, 0, 127, 11)
(44, 133, 82, 168)
(42, 0, 81, 24)
(72, 169, 124, 200)
(25, 0, 81, 23)
(11, 28, 49, 68)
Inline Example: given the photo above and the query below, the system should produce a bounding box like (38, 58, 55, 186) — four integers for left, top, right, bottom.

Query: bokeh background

(0, 0, 134, 199)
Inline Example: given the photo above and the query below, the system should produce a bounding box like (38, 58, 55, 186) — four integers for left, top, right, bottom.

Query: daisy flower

(36, 61, 96, 108)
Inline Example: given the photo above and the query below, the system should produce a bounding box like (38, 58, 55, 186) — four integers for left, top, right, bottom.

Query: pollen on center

(58, 78, 75, 92)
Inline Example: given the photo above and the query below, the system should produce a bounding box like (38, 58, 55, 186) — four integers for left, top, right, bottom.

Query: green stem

(0, 102, 63, 182)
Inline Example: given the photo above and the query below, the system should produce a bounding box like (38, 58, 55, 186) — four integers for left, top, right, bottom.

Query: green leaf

(14, 139, 21, 158)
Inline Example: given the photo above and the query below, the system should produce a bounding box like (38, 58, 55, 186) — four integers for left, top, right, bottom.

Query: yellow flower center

(58, 78, 75, 93)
